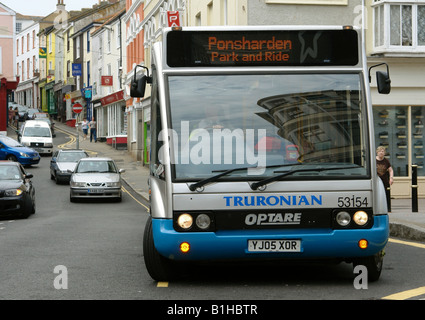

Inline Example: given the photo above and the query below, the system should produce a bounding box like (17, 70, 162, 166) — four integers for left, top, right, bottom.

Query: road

(1, 130, 425, 302)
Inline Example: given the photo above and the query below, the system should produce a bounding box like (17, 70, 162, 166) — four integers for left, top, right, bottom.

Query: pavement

(7, 121, 425, 243)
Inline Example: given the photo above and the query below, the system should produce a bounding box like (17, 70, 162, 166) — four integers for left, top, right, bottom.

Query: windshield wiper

(188, 163, 302, 191)
(250, 165, 360, 190)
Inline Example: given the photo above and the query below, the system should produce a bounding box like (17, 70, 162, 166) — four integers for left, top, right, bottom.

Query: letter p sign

(167, 11, 181, 27)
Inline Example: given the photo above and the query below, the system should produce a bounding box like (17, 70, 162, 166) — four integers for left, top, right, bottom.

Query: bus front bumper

(152, 215, 389, 261)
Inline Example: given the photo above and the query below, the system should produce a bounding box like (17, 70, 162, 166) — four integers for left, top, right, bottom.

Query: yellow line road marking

(382, 239, 425, 300)
(121, 186, 150, 212)
(389, 238, 425, 249)
(382, 286, 425, 300)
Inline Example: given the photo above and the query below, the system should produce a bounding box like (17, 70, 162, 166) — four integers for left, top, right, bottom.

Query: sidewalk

(8, 121, 425, 242)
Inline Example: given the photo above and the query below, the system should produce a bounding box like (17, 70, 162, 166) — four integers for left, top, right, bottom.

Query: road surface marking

(382, 286, 425, 300)
(389, 238, 425, 249)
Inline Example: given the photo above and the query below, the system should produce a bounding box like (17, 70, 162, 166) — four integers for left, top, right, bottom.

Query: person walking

(14, 107, 19, 129)
(376, 146, 394, 203)
(89, 117, 97, 143)
(8, 106, 13, 125)
(82, 119, 89, 140)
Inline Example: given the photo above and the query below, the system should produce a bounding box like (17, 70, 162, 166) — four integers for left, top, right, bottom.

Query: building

(14, 14, 42, 109)
(365, 0, 425, 198)
(124, 0, 145, 161)
(125, 0, 186, 163)
(0, 2, 19, 134)
(91, 4, 127, 148)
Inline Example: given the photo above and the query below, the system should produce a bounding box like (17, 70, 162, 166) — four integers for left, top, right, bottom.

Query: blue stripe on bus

(152, 215, 389, 261)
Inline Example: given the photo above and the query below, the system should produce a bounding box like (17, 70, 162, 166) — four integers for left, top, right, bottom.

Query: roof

(91, 8, 125, 36)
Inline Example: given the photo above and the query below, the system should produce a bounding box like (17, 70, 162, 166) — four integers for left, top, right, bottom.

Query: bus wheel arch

(143, 216, 180, 281)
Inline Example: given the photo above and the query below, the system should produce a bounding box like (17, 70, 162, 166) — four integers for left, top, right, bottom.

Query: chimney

(57, 0, 66, 10)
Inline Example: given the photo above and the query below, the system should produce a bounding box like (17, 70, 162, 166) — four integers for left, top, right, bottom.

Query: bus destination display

(166, 29, 359, 67)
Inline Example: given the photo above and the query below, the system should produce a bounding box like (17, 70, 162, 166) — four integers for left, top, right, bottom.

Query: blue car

(0, 135, 40, 166)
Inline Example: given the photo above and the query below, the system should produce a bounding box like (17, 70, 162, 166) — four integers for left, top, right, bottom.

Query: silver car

(69, 157, 125, 202)
(50, 149, 89, 184)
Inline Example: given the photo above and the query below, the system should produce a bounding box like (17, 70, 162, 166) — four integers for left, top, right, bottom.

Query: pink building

(0, 2, 17, 81)
(0, 2, 19, 134)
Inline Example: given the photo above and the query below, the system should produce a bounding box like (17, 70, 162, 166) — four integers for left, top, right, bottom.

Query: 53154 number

(337, 196, 368, 208)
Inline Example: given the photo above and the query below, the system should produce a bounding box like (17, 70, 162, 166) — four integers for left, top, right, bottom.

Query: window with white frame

(107, 30, 111, 53)
(76, 36, 80, 59)
(373, 0, 425, 52)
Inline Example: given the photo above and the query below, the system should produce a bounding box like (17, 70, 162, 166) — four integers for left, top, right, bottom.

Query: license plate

(33, 157, 39, 160)
(88, 189, 104, 193)
(248, 240, 301, 252)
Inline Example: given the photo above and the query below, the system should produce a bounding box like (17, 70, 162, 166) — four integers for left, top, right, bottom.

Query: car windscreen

(0, 137, 24, 147)
(0, 166, 22, 180)
(23, 127, 51, 137)
(76, 161, 117, 173)
(58, 152, 88, 162)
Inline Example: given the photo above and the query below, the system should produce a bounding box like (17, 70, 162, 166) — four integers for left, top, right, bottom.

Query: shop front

(96, 90, 127, 149)
(370, 58, 425, 198)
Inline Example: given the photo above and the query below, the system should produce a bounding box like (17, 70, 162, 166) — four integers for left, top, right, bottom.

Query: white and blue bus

(131, 26, 391, 282)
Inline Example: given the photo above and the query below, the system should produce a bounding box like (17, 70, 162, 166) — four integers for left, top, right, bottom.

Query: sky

(1, 0, 101, 17)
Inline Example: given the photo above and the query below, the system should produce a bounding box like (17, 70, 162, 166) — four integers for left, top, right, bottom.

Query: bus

(131, 26, 391, 282)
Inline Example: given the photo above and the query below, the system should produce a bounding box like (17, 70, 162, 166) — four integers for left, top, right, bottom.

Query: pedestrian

(8, 106, 13, 125)
(14, 107, 19, 129)
(82, 119, 89, 140)
(376, 146, 394, 201)
(89, 117, 97, 143)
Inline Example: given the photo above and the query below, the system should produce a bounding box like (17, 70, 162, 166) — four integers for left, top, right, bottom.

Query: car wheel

(21, 197, 33, 219)
(31, 197, 36, 214)
(143, 216, 180, 281)
(70, 194, 76, 203)
(6, 155, 17, 162)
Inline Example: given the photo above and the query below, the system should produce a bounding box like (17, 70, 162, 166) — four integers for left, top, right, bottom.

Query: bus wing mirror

(130, 76, 147, 98)
(130, 65, 152, 98)
(369, 63, 391, 95)
(376, 71, 391, 94)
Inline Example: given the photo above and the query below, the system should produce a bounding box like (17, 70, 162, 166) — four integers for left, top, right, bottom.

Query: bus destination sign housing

(166, 29, 359, 67)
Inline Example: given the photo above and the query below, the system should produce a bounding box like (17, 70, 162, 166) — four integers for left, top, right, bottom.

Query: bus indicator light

(358, 239, 368, 249)
(180, 242, 190, 253)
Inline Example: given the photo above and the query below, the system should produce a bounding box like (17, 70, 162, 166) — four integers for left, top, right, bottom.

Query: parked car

(16, 105, 29, 122)
(50, 149, 89, 184)
(0, 135, 40, 166)
(0, 161, 36, 218)
(26, 108, 42, 120)
(70, 157, 125, 202)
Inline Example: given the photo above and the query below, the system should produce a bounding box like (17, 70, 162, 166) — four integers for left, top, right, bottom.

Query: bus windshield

(168, 73, 369, 181)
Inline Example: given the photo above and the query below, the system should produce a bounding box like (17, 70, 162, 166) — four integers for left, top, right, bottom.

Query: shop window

(374, 106, 425, 177)
(412, 106, 425, 175)
(373, 106, 408, 177)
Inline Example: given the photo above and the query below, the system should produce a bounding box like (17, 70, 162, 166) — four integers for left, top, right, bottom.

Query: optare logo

(245, 213, 301, 226)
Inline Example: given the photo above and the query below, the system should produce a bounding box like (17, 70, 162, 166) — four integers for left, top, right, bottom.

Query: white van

(18, 120, 53, 155)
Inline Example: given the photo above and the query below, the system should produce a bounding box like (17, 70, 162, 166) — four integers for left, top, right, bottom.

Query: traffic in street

(1, 129, 425, 301)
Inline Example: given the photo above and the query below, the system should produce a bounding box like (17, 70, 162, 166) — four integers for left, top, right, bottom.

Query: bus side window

(149, 67, 165, 180)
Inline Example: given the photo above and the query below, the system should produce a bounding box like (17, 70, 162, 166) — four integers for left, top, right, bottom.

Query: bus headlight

(336, 211, 351, 226)
(196, 214, 211, 230)
(353, 211, 369, 226)
(177, 213, 193, 230)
